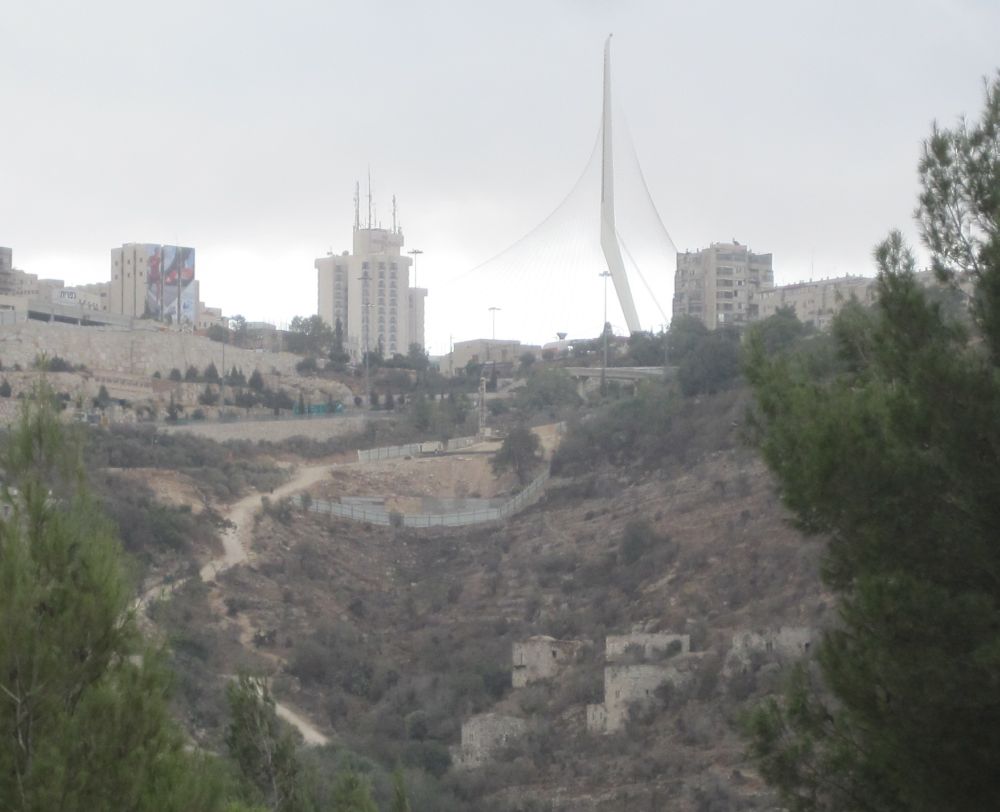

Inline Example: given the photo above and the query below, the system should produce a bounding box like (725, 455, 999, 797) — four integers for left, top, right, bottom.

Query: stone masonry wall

(452, 713, 528, 769)
(512, 636, 584, 688)
(605, 632, 690, 662)
(0, 321, 304, 378)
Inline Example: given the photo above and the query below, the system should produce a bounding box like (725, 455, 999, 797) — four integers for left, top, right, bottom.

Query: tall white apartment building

(110, 244, 152, 317)
(673, 241, 774, 329)
(315, 207, 426, 360)
(110, 243, 198, 324)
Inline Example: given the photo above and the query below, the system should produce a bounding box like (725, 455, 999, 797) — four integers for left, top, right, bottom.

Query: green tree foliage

(248, 369, 265, 392)
(228, 366, 247, 386)
(516, 368, 580, 412)
(0, 378, 11, 398)
(329, 318, 351, 370)
(226, 675, 304, 812)
(410, 394, 432, 432)
(517, 352, 536, 377)
(406, 343, 429, 373)
(288, 315, 333, 357)
(185, 364, 200, 381)
(204, 362, 221, 383)
(390, 768, 411, 812)
(0, 389, 227, 811)
(168, 367, 183, 382)
(748, 306, 811, 356)
(666, 314, 744, 393)
(744, 76, 1000, 812)
(623, 330, 666, 366)
(200, 384, 220, 406)
(230, 315, 249, 347)
(665, 314, 709, 364)
(491, 425, 542, 484)
(331, 771, 379, 812)
(93, 383, 111, 409)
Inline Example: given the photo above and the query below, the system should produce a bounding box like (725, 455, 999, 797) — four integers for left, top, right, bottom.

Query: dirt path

(139, 462, 335, 747)
(199, 463, 333, 582)
(203, 463, 333, 746)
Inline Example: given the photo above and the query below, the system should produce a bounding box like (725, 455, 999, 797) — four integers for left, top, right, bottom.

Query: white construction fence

(294, 469, 549, 528)
(355, 434, 485, 463)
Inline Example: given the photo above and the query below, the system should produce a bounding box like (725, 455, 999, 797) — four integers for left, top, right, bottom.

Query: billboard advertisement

(146, 245, 196, 323)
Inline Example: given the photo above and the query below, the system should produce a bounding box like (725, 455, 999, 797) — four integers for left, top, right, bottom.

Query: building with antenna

(315, 184, 427, 360)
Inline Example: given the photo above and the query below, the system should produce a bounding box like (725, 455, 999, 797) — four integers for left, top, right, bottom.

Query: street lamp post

(359, 271, 372, 404)
(599, 271, 611, 395)
(488, 306, 501, 341)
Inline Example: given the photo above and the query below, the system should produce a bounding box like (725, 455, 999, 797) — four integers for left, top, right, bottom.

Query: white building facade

(316, 218, 425, 361)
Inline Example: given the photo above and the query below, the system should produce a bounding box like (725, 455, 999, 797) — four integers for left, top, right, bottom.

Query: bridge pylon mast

(600, 35, 641, 334)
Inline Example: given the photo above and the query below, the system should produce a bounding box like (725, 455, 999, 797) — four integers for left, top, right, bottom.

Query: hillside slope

(158, 388, 829, 810)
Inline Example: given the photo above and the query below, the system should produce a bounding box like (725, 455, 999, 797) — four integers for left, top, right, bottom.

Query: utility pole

(408, 248, 423, 286)
(600, 271, 611, 395)
(221, 334, 226, 406)
(359, 270, 373, 404)
(478, 374, 487, 438)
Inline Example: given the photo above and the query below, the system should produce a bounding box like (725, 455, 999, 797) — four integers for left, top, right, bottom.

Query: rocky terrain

(124, 387, 829, 811)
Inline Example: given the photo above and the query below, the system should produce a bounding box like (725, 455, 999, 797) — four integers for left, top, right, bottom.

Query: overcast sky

(2, 0, 998, 351)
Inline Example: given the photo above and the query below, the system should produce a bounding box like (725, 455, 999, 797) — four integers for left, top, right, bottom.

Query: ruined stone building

(451, 713, 528, 770)
(512, 636, 584, 688)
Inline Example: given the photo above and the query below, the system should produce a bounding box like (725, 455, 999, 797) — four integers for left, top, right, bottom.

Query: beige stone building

(512, 636, 584, 688)
(723, 626, 813, 677)
(315, 206, 426, 361)
(447, 338, 528, 376)
(110, 243, 199, 325)
(673, 241, 774, 329)
(757, 275, 876, 329)
(451, 713, 528, 769)
(587, 630, 697, 734)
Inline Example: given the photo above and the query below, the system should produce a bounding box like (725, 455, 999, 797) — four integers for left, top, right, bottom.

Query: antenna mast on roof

(392, 195, 397, 233)
(367, 167, 373, 229)
(353, 181, 360, 230)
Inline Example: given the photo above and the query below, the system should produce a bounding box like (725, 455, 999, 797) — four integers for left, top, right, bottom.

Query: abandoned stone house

(512, 635, 584, 688)
(451, 713, 528, 769)
(586, 631, 694, 734)
(724, 626, 813, 676)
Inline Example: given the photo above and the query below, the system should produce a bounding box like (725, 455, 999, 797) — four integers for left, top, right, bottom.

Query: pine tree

(331, 771, 378, 812)
(744, 74, 1000, 812)
(390, 767, 411, 812)
(0, 386, 227, 810)
(225, 674, 304, 812)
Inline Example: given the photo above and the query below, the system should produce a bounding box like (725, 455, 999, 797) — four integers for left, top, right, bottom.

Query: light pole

(359, 271, 372, 404)
(487, 306, 501, 367)
(599, 271, 611, 395)
(408, 249, 423, 287)
(489, 306, 501, 340)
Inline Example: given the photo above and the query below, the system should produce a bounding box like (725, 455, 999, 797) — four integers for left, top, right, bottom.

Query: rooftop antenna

(367, 166, 373, 229)
(353, 181, 360, 230)
(392, 194, 397, 233)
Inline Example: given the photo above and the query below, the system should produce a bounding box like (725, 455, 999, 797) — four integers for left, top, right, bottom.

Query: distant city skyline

(3, 1, 998, 351)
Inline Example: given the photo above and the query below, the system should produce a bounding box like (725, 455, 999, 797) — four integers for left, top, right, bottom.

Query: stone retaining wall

(0, 320, 304, 377)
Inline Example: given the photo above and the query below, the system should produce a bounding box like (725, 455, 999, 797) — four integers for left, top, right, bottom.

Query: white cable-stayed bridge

(434, 37, 677, 347)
